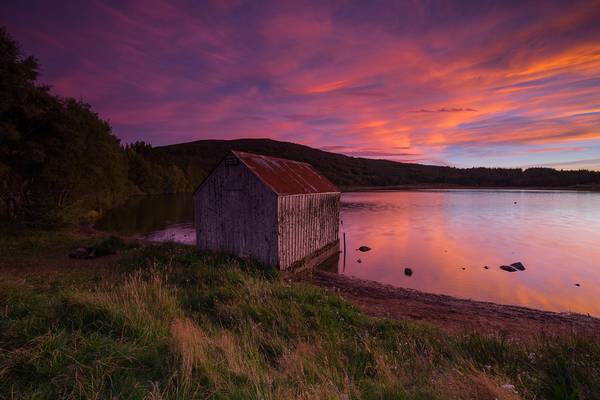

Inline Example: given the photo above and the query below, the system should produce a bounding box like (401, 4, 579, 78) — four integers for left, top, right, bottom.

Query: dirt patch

(310, 271, 600, 340)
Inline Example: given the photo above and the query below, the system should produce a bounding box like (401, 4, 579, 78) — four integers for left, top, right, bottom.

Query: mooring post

(343, 232, 346, 272)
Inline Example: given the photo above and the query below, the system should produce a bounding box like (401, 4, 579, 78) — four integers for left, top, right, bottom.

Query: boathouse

(194, 151, 340, 270)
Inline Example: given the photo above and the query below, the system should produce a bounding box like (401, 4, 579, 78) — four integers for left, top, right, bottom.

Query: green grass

(0, 224, 78, 259)
(1, 240, 600, 399)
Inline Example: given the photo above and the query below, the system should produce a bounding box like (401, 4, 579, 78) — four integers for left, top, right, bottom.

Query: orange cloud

(3, 0, 599, 168)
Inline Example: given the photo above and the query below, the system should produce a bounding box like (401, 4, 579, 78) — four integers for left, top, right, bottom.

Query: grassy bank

(1, 233, 599, 399)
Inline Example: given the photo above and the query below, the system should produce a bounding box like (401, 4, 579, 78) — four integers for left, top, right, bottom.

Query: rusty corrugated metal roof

(232, 151, 340, 195)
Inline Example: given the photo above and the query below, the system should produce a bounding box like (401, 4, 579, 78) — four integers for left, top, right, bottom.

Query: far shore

(102, 184, 600, 206)
(341, 184, 600, 192)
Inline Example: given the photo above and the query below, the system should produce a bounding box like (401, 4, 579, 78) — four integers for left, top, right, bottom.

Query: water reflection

(96, 194, 193, 236)
(340, 190, 600, 316)
(142, 223, 196, 245)
(96, 190, 600, 316)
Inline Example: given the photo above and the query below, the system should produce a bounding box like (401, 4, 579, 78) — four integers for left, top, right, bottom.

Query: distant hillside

(155, 138, 600, 190)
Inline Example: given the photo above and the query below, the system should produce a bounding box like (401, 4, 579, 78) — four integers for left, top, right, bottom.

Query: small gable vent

(223, 156, 239, 166)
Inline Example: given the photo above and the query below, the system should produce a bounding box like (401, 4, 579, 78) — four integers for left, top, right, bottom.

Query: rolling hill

(155, 138, 600, 190)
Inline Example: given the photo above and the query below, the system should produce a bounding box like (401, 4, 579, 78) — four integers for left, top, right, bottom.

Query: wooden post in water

(343, 232, 346, 272)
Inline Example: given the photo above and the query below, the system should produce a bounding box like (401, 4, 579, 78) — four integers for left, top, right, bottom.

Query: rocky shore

(311, 270, 600, 340)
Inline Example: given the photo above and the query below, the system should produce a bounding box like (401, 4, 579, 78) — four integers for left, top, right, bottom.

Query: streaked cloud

(1, 0, 599, 169)
(526, 158, 600, 170)
(415, 108, 478, 113)
(527, 147, 586, 154)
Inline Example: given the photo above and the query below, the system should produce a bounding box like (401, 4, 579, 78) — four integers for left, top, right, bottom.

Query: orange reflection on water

(339, 190, 600, 316)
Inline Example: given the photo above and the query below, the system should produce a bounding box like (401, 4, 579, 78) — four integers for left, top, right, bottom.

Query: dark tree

(0, 28, 129, 225)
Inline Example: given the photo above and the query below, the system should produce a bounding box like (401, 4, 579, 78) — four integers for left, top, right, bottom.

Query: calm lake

(97, 190, 600, 316)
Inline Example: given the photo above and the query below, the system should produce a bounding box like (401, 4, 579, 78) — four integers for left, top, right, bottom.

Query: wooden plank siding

(194, 156, 279, 266)
(277, 193, 340, 270)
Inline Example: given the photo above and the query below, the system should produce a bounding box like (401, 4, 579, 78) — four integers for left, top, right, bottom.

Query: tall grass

(1, 242, 599, 399)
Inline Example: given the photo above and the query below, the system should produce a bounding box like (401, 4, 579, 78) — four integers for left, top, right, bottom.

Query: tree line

(160, 138, 600, 190)
(0, 29, 191, 226)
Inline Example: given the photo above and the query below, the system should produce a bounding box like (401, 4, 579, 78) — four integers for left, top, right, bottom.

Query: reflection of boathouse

(194, 151, 340, 270)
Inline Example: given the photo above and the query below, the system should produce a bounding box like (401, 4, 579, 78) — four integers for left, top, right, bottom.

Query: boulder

(86, 248, 97, 259)
(500, 265, 517, 272)
(69, 247, 89, 259)
(68, 236, 128, 259)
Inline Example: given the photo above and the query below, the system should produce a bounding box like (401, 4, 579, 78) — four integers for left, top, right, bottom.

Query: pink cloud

(1, 0, 599, 167)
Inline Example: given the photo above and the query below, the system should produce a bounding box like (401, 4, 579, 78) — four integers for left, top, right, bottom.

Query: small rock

(461, 267, 466, 270)
(357, 246, 371, 252)
(357, 259, 362, 263)
(511, 262, 526, 271)
(575, 283, 580, 287)
(500, 265, 517, 272)
(69, 247, 89, 259)
(514, 201, 517, 204)
(404, 268, 413, 276)
(86, 248, 97, 259)
(484, 266, 489, 269)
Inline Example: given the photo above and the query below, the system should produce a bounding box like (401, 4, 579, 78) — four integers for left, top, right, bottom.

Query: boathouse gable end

(194, 153, 279, 266)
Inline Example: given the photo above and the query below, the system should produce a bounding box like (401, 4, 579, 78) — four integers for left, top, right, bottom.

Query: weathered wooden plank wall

(277, 193, 340, 270)
(194, 157, 279, 266)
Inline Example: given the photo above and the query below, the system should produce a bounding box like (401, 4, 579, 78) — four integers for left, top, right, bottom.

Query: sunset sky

(2, 0, 599, 169)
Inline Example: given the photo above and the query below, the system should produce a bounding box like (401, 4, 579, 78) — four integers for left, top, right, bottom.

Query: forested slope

(159, 138, 600, 190)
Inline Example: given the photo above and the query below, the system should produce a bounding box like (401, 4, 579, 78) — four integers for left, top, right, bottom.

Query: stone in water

(510, 262, 526, 271)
